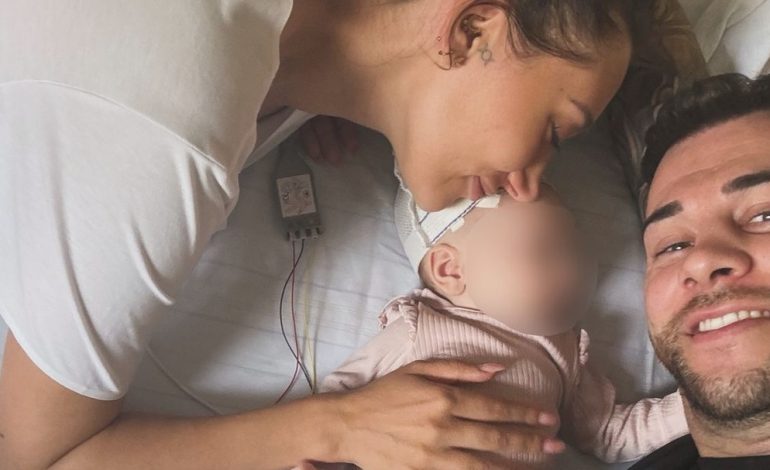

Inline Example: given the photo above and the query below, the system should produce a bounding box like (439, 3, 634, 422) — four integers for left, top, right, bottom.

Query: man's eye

(749, 211, 770, 224)
(656, 241, 692, 257)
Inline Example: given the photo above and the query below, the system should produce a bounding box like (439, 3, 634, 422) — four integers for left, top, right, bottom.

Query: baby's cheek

(502, 264, 547, 312)
(520, 259, 553, 295)
(470, 260, 524, 313)
(487, 272, 525, 309)
(523, 265, 574, 313)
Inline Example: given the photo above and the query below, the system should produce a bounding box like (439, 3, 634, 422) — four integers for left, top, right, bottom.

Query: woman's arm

(0, 334, 558, 470)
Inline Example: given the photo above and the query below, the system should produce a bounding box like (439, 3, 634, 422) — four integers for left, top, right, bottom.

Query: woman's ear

(422, 244, 466, 297)
(447, 4, 509, 67)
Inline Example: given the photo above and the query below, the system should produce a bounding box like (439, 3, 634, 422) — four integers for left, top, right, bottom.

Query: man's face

(644, 111, 770, 424)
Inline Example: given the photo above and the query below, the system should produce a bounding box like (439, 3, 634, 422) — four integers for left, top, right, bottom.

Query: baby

(309, 181, 688, 468)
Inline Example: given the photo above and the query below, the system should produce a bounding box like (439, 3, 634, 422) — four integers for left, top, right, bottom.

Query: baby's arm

(319, 317, 414, 393)
(560, 350, 688, 463)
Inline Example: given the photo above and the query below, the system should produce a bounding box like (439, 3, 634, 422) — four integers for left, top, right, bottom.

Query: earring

(437, 49, 467, 69)
(461, 16, 482, 43)
(438, 48, 455, 70)
(436, 16, 478, 70)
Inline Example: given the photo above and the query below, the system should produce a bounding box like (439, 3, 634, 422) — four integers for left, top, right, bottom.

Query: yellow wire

(301, 241, 318, 391)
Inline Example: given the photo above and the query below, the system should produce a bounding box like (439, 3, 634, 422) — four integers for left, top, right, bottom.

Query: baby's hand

(299, 116, 359, 165)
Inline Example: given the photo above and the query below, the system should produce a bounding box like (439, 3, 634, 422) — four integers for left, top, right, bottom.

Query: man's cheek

(646, 269, 679, 315)
(644, 278, 665, 329)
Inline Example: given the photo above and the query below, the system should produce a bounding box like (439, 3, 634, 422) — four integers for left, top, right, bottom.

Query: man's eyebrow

(570, 98, 596, 131)
(722, 169, 770, 194)
(643, 201, 683, 232)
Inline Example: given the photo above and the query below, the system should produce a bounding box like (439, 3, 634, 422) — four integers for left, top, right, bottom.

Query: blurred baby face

(456, 189, 591, 335)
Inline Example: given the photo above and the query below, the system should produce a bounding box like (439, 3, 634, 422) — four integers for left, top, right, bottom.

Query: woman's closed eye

(550, 122, 561, 150)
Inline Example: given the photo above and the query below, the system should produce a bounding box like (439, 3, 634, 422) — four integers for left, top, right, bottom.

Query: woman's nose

(505, 168, 543, 202)
(681, 238, 752, 290)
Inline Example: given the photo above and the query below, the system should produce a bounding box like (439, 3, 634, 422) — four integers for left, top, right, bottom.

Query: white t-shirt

(0, 0, 310, 400)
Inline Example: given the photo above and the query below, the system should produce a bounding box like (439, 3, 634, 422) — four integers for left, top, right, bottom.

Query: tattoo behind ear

(480, 44, 493, 66)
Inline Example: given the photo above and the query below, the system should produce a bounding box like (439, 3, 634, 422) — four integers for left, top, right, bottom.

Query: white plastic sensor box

(273, 142, 323, 241)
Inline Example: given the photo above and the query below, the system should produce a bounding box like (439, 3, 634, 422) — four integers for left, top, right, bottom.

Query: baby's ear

(423, 244, 466, 297)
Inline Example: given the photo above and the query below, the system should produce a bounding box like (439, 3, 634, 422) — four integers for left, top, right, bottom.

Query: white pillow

(681, 0, 770, 78)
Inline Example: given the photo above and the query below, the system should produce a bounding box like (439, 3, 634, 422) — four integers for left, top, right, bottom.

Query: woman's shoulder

(1, 0, 294, 169)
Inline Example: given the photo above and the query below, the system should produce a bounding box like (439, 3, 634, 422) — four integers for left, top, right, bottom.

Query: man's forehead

(646, 112, 770, 214)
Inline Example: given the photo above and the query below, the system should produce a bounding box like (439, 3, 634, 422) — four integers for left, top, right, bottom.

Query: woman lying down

(295, 176, 689, 469)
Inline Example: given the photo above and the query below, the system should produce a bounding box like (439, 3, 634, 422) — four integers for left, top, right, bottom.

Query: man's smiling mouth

(697, 309, 770, 333)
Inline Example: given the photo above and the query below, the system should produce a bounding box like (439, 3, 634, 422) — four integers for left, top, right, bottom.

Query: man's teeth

(698, 310, 770, 332)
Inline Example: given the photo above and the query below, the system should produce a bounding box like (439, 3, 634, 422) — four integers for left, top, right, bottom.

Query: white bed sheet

(681, 0, 770, 78)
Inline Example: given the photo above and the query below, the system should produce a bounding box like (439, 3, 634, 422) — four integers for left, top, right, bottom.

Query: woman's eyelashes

(550, 122, 562, 150)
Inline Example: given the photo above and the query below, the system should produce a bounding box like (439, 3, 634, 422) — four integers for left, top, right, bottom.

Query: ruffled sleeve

(378, 291, 424, 341)
(319, 295, 422, 394)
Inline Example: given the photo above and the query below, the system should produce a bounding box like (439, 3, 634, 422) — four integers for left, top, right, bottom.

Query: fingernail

(479, 363, 506, 373)
(538, 412, 558, 426)
(543, 438, 566, 454)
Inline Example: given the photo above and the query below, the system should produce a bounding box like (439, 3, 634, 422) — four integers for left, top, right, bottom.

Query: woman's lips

(468, 176, 484, 200)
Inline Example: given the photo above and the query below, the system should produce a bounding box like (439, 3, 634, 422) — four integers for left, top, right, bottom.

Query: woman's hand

(324, 359, 564, 470)
(299, 116, 359, 165)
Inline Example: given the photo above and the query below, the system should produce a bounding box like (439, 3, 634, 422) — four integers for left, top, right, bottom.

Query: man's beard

(651, 287, 770, 427)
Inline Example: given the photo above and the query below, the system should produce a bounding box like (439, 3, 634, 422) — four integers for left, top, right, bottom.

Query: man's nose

(504, 167, 544, 202)
(681, 238, 752, 289)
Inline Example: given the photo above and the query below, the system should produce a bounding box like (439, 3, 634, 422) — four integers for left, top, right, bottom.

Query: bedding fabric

(680, 0, 770, 77)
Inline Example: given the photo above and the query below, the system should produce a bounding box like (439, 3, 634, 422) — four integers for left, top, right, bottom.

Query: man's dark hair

(642, 73, 770, 187)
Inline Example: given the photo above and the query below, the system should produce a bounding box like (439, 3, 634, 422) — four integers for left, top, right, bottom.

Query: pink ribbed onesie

(320, 289, 688, 465)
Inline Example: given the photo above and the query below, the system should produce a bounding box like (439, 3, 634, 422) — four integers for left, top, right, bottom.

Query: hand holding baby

(296, 359, 561, 470)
